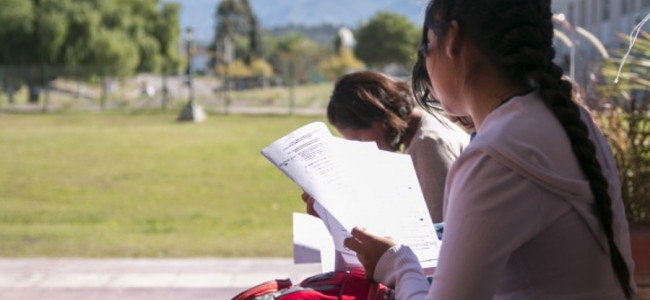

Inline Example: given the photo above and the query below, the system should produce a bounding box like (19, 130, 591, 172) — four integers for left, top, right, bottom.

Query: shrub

(591, 31, 650, 224)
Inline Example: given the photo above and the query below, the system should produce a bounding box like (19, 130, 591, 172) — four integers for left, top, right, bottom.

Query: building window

(622, 0, 627, 14)
(568, 3, 575, 24)
(629, 0, 635, 11)
(592, 0, 598, 24)
(579, 0, 586, 26)
(602, 0, 610, 21)
(645, 0, 650, 8)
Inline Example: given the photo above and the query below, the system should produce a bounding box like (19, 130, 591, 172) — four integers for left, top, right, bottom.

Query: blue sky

(163, 0, 427, 43)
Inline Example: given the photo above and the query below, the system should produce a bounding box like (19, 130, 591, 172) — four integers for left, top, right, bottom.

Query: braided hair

(412, 0, 632, 298)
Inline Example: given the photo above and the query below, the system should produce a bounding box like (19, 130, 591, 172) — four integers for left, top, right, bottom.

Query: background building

(551, 0, 650, 88)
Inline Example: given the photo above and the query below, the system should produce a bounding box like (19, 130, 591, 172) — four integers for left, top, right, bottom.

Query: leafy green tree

(216, 57, 272, 77)
(354, 11, 420, 70)
(212, 0, 260, 65)
(153, 2, 182, 69)
(267, 33, 324, 84)
(0, 0, 181, 103)
(152, 1, 181, 109)
(319, 48, 365, 80)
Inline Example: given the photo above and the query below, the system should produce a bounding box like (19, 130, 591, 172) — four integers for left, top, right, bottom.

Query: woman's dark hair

(327, 71, 414, 151)
(412, 0, 632, 298)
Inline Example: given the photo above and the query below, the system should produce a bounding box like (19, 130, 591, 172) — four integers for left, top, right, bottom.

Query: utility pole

(178, 27, 207, 122)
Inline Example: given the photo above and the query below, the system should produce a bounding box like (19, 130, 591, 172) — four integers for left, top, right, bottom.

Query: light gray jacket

(374, 91, 636, 299)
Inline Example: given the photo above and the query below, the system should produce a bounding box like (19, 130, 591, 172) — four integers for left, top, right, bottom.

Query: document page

(292, 212, 335, 271)
(262, 121, 440, 270)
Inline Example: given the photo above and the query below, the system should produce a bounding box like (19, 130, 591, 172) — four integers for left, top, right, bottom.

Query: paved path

(0, 258, 321, 300)
(2, 258, 649, 299)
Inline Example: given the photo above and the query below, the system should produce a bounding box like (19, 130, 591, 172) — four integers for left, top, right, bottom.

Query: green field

(0, 112, 328, 257)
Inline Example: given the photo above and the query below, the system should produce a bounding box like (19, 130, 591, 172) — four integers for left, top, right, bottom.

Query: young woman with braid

(343, 0, 637, 299)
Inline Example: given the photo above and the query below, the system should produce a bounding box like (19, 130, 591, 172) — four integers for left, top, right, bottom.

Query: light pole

(553, 14, 612, 92)
(552, 14, 576, 81)
(178, 27, 206, 122)
(223, 37, 233, 115)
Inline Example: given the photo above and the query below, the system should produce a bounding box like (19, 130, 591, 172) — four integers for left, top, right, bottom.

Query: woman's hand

(343, 226, 397, 280)
(300, 191, 320, 218)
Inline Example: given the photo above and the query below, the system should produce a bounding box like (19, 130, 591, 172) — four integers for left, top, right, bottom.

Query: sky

(162, 0, 427, 43)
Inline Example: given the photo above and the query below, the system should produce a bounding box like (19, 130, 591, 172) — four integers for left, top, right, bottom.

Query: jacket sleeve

(374, 244, 430, 299)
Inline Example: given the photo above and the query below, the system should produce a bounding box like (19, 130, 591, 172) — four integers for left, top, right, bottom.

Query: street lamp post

(178, 27, 207, 122)
(553, 13, 612, 92)
(552, 14, 576, 81)
(223, 37, 233, 115)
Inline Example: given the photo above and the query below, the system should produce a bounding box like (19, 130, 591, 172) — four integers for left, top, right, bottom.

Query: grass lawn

(0, 111, 328, 257)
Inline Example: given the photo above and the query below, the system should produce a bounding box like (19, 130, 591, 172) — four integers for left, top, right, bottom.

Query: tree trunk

(27, 83, 40, 104)
(5, 80, 15, 104)
(161, 73, 169, 110)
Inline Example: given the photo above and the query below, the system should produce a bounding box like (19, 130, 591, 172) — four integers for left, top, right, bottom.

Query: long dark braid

(413, 0, 632, 297)
(526, 3, 633, 298)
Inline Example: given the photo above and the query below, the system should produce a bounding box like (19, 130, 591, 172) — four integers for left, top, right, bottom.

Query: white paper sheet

(263, 122, 440, 270)
(292, 212, 336, 272)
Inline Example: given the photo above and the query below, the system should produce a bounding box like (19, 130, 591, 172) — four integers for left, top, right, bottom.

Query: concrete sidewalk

(2, 258, 648, 300)
(0, 258, 321, 300)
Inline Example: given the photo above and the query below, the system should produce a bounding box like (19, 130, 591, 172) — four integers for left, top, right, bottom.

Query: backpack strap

(231, 278, 292, 300)
(232, 270, 395, 300)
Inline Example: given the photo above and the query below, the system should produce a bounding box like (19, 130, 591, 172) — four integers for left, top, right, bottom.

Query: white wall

(552, 0, 650, 47)
(551, 0, 650, 87)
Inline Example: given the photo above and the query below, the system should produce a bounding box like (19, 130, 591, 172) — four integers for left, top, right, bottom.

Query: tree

(354, 11, 420, 70)
(319, 48, 365, 80)
(215, 57, 272, 78)
(0, 0, 181, 103)
(267, 33, 324, 84)
(211, 0, 261, 66)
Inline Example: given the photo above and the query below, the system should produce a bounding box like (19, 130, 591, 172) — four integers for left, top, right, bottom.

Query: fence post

(224, 73, 231, 115)
(75, 66, 82, 100)
(0, 67, 3, 111)
(41, 64, 50, 113)
(7, 77, 14, 105)
(288, 62, 295, 115)
(161, 65, 169, 111)
(100, 66, 107, 111)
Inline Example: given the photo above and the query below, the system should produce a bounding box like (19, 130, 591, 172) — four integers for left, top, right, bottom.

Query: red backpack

(231, 269, 395, 300)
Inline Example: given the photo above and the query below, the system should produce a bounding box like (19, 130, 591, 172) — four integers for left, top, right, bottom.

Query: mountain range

(163, 0, 428, 43)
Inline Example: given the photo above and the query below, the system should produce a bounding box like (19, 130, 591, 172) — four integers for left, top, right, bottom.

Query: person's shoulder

(417, 112, 470, 145)
(420, 111, 468, 134)
(463, 91, 589, 193)
(473, 91, 558, 149)
(461, 91, 562, 170)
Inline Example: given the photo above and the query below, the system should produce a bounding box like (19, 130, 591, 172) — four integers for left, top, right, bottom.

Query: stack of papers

(261, 121, 440, 273)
